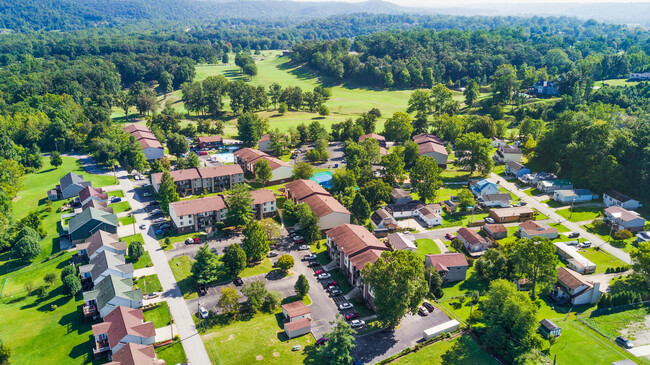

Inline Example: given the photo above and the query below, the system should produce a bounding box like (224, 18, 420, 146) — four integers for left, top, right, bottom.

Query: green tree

(128, 241, 144, 262)
(319, 316, 356, 365)
(241, 281, 268, 312)
(0, 338, 9, 365)
(384, 112, 413, 143)
(50, 151, 63, 168)
(430, 84, 457, 116)
(217, 287, 240, 317)
(277, 254, 295, 272)
(492, 64, 520, 104)
(457, 189, 475, 211)
(350, 193, 371, 224)
(223, 243, 247, 276)
(114, 90, 133, 121)
(192, 244, 220, 286)
(380, 149, 406, 185)
(166, 133, 189, 158)
(403, 140, 419, 170)
(511, 237, 558, 298)
(292, 162, 314, 180)
(262, 291, 282, 312)
(455, 132, 493, 174)
(475, 249, 512, 282)
(62, 274, 81, 296)
(44, 272, 57, 286)
(225, 184, 253, 227)
(242, 220, 269, 261)
(254, 159, 272, 186)
(237, 113, 268, 147)
(294, 274, 310, 298)
(61, 265, 76, 281)
(479, 279, 541, 363)
(319, 104, 330, 116)
(424, 265, 443, 298)
(261, 218, 282, 242)
(631, 241, 650, 278)
(295, 203, 320, 243)
(242, 62, 258, 80)
(159, 71, 174, 95)
(359, 179, 392, 208)
(410, 156, 442, 202)
(13, 226, 42, 262)
(450, 238, 463, 253)
(362, 250, 428, 328)
(186, 151, 200, 168)
(464, 79, 480, 107)
(157, 171, 180, 215)
(278, 102, 288, 114)
(269, 83, 282, 109)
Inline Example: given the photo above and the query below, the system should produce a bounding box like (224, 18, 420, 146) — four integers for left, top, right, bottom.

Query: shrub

(614, 230, 633, 240)
(277, 254, 295, 272)
(606, 268, 612, 273)
(62, 274, 81, 296)
(34, 286, 48, 299)
(44, 272, 57, 285)
(128, 241, 144, 261)
(61, 265, 76, 280)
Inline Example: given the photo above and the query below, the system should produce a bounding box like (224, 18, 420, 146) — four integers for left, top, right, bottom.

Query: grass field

(118, 215, 135, 226)
(439, 212, 489, 228)
(107, 190, 124, 198)
(414, 238, 441, 260)
(556, 206, 602, 222)
(580, 247, 628, 274)
(169, 255, 198, 300)
(128, 251, 153, 270)
(144, 301, 172, 328)
(595, 78, 641, 87)
(155, 339, 187, 365)
(135, 274, 163, 294)
(391, 335, 497, 365)
(584, 307, 650, 341)
(109, 200, 132, 213)
(582, 223, 638, 253)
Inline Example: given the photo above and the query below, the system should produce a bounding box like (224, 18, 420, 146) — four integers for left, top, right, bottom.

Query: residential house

(517, 220, 559, 240)
(122, 124, 164, 161)
(494, 145, 522, 164)
(196, 135, 223, 150)
(359, 133, 388, 155)
(469, 179, 500, 198)
(281, 301, 311, 322)
(284, 179, 350, 231)
(492, 137, 508, 149)
(424, 253, 469, 283)
(68, 208, 118, 243)
(629, 72, 650, 81)
(442, 200, 458, 214)
(530, 80, 560, 96)
(518, 172, 557, 186)
(54, 172, 93, 200)
(637, 231, 650, 243)
(91, 306, 155, 357)
(489, 206, 535, 223)
(604, 190, 642, 210)
(478, 193, 512, 208)
(413, 133, 448, 168)
(284, 318, 311, 339)
(370, 208, 398, 231)
(384, 201, 424, 219)
(326, 224, 390, 307)
(553, 189, 597, 204)
(233, 148, 294, 185)
(250, 189, 276, 220)
(257, 134, 272, 153)
(483, 224, 507, 240)
(82, 200, 114, 214)
(391, 188, 413, 205)
(415, 204, 443, 227)
(80, 251, 133, 286)
(604, 206, 647, 232)
(537, 179, 574, 193)
(106, 343, 165, 365)
(504, 161, 530, 178)
(79, 186, 109, 206)
(539, 319, 562, 338)
(151, 165, 245, 197)
(83, 275, 143, 319)
(168, 195, 228, 234)
(551, 267, 601, 305)
(77, 230, 126, 260)
(456, 228, 489, 255)
(386, 233, 416, 252)
(554, 241, 596, 274)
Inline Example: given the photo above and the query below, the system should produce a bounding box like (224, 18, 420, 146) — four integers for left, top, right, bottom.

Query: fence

(0, 251, 69, 298)
(577, 300, 650, 340)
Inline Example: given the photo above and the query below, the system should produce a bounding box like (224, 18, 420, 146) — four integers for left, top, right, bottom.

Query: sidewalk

(133, 266, 157, 278)
(155, 324, 179, 343)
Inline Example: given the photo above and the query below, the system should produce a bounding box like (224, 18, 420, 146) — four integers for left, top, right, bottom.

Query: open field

(169, 255, 198, 300)
(155, 339, 187, 365)
(583, 306, 650, 342)
(595, 78, 641, 87)
(391, 335, 498, 365)
(556, 206, 602, 222)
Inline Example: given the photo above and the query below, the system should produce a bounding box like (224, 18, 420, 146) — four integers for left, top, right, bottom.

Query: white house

(91, 306, 155, 356)
(494, 145, 522, 163)
(537, 180, 573, 193)
(257, 134, 272, 153)
(603, 190, 642, 210)
(478, 193, 512, 208)
(83, 275, 143, 319)
(554, 241, 597, 274)
(492, 137, 508, 148)
(469, 179, 500, 198)
(281, 301, 311, 322)
(456, 228, 489, 256)
(552, 267, 601, 305)
(414, 204, 443, 227)
(79, 251, 133, 285)
(552, 189, 597, 204)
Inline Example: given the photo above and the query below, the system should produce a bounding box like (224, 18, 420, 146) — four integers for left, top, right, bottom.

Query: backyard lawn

(109, 200, 132, 213)
(169, 255, 198, 300)
(556, 206, 602, 222)
(128, 251, 153, 270)
(121, 233, 144, 245)
(155, 339, 187, 365)
(582, 223, 638, 253)
(440, 211, 489, 228)
(414, 238, 441, 260)
(144, 301, 172, 328)
(107, 190, 125, 198)
(118, 215, 135, 226)
(582, 306, 649, 341)
(134, 274, 163, 294)
(580, 248, 628, 274)
(392, 335, 497, 365)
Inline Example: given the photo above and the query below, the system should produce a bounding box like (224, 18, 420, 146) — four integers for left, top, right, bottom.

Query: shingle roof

(78, 230, 125, 258)
(500, 145, 521, 154)
(505, 161, 526, 171)
(151, 165, 244, 185)
(122, 124, 150, 133)
(326, 224, 387, 269)
(457, 228, 487, 245)
(540, 319, 560, 332)
(68, 208, 118, 235)
(285, 179, 329, 201)
(490, 206, 534, 218)
(83, 275, 141, 311)
(284, 317, 311, 332)
(234, 148, 291, 170)
(301, 194, 350, 217)
(387, 233, 416, 251)
(417, 205, 441, 220)
(282, 300, 310, 318)
(196, 135, 223, 143)
(359, 133, 386, 142)
(425, 253, 468, 272)
(79, 186, 108, 203)
(518, 220, 558, 236)
(92, 306, 155, 349)
(82, 200, 114, 214)
(557, 267, 593, 291)
(60, 172, 86, 190)
(605, 206, 643, 223)
(257, 134, 271, 143)
(251, 189, 275, 205)
(483, 224, 507, 233)
(80, 251, 133, 281)
(170, 195, 227, 217)
(413, 133, 444, 145)
(604, 190, 635, 203)
(131, 131, 157, 141)
(480, 193, 512, 202)
(391, 188, 411, 200)
(106, 343, 162, 365)
(417, 141, 448, 156)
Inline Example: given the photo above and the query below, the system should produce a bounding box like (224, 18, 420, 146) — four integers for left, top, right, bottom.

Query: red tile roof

(92, 306, 155, 350)
(282, 300, 310, 318)
(417, 141, 449, 156)
(170, 195, 227, 217)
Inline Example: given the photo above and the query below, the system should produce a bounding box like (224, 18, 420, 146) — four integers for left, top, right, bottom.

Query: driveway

(490, 173, 631, 264)
(353, 309, 451, 363)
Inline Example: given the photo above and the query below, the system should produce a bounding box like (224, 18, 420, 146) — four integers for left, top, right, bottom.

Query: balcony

(93, 338, 110, 358)
(83, 303, 98, 317)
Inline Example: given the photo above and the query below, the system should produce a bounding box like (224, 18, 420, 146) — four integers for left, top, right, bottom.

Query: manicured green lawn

(582, 223, 638, 253)
(239, 257, 274, 278)
(435, 185, 466, 202)
(440, 211, 489, 228)
(121, 233, 144, 244)
(0, 251, 71, 297)
(550, 223, 571, 233)
(128, 251, 153, 270)
(144, 301, 172, 328)
(556, 206, 602, 222)
(155, 339, 187, 365)
(134, 274, 163, 293)
(392, 335, 497, 365)
(169, 255, 198, 300)
(119, 215, 135, 226)
(158, 231, 207, 245)
(595, 78, 641, 87)
(107, 190, 125, 198)
(414, 238, 441, 260)
(580, 247, 628, 273)
(109, 200, 132, 213)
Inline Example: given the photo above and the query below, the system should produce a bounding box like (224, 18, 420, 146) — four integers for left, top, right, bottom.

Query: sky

(292, 0, 650, 6)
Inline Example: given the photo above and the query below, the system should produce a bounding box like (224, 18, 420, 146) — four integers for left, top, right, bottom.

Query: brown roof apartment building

(91, 306, 155, 358)
(284, 179, 350, 230)
(151, 165, 244, 197)
(233, 148, 294, 185)
(413, 133, 448, 168)
(169, 195, 228, 234)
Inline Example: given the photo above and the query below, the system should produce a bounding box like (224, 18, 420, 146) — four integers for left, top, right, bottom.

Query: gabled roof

(284, 318, 311, 332)
(257, 134, 271, 143)
(234, 148, 291, 170)
(106, 343, 163, 365)
(78, 230, 125, 258)
(371, 208, 394, 226)
(122, 124, 150, 133)
(417, 205, 441, 220)
(557, 267, 593, 291)
(301, 194, 350, 218)
(604, 190, 636, 203)
(505, 161, 527, 171)
(60, 172, 86, 190)
(413, 133, 444, 145)
(282, 300, 310, 318)
(285, 179, 330, 201)
(92, 306, 155, 350)
(83, 275, 142, 311)
(68, 208, 118, 234)
(417, 141, 448, 156)
(138, 138, 163, 150)
(500, 145, 521, 154)
(196, 135, 223, 143)
(387, 233, 416, 251)
(425, 253, 469, 272)
(80, 251, 133, 280)
(170, 195, 227, 217)
(131, 131, 157, 141)
(79, 186, 108, 203)
(457, 228, 487, 245)
(518, 220, 558, 236)
(251, 189, 275, 205)
(82, 200, 114, 214)
(479, 193, 512, 202)
(483, 224, 507, 234)
(359, 133, 386, 142)
(391, 188, 411, 200)
(151, 166, 244, 185)
(605, 206, 643, 222)
(540, 319, 560, 332)
(490, 206, 534, 218)
(326, 224, 388, 269)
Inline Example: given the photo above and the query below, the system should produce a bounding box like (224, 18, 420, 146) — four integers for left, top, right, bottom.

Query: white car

(304, 254, 317, 260)
(267, 251, 278, 257)
(139, 224, 146, 230)
(350, 319, 365, 328)
(199, 306, 209, 319)
(578, 241, 592, 249)
(338, 302, 354, 310)
(317, 273, 331, 280)
(298, 245, 309, 250)
(419, 306, 429, 316)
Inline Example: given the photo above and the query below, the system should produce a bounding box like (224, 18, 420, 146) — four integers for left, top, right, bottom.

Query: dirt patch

(256, 355, 263, 361)
(273, 352, 280, 357)
(11, 196, 21, 203)
(621, 316, 650, 345)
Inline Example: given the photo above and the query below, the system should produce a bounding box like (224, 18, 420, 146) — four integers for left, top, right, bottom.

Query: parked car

(317, 273, 331, 280)
(616, 336, 634, 349)
(307, 261, 320, 267)
(314, 269, 324, 275)
(185, 238, 195, 245)
(327, 281, 338, 287)
(198, 286, 207, 296)
(110, 197, 122, 203)
(578, 241, 592, 249)
(298, 245, 309, 250)
(338, 302, 353, 310)
(330, 288, 342, 296)
(350, 319, 365, 328)
(194, 238, 201, 244)
(568, 232, 580, 238)
(199, 151, 208, 156)
(419, 306, 429, 316)
(445, 233, 455, 240)
(422, 302, 434, 312)
(304, 254, 317, 260)
(139, 224, 146, 230)
(155, 229, 164, 236)
(315, 337, 329, 346)
(294, 239, 306, 244)
(267, 251, 278, 257)
(484, 217, 496, 224)
(146, 292, 160, 299)
(199, 306, 209, 319)
(159, 223, 170, 229)
(345, 312, 360, 321)
(233, 277, 244, 286)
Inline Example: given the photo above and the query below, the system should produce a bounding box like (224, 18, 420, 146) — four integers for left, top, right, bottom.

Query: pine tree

(192, 244, 220, 285)
(157, 171, 179, 215)
(294, 274, 310, 298)
(350, 193, 371, 224)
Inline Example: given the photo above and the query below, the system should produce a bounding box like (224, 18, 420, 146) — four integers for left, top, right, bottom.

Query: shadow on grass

(440, 335, 486, 365)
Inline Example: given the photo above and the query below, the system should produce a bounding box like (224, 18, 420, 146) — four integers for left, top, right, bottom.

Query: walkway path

(490, 173, 631, 264)
(118, 172, 211, 365)
(155, 324, 179, 343)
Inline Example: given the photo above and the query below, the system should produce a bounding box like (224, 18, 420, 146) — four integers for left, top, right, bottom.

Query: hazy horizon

(291, 0, 650, 7)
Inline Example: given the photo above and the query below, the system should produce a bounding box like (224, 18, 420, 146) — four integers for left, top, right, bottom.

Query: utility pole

(131, 212, 136, 235)
(569, 196, 575, 220)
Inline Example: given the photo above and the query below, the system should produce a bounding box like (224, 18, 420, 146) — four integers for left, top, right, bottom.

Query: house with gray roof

(80, 251, 133, 285)
(52, 172, 92, 200)
(68, 207, 118, 243)
(83, 275, 143, 319)
(77, 230, 126, 260)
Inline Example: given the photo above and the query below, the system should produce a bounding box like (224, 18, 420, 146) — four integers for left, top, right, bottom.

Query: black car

(234, 277, 244, 286)
(198, 286, 207, 296)
(568, 232, 580, 238)
(422, 302, 434, 313)
(616, 336, 634, 349)
(307, 261, 320, 267)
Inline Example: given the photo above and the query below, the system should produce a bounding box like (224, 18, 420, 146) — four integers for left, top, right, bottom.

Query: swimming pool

(310, 171, 333, 188)
(214, 146, 239, 163)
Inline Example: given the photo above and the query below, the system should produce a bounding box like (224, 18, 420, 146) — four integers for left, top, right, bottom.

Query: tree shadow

(351, 328, 398, 363)
(37, 168, 56, 175)
(440, 335, 486, 365)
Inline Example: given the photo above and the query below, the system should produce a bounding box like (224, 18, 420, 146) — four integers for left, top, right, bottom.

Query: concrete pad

(398, 219, 422, 232)
(629, 344, 650, 357)
(155, 324, 179, 342)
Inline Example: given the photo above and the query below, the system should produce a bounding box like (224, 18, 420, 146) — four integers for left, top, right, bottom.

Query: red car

(314, 269, 324, 275)
(194, 238, 201, 244)
(315, 337, 329, 346)
(345, 312, 360, 321)
(445, 233, 455, 240)
(327, 281, 338, 287)
(199, 151, 208, 156)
